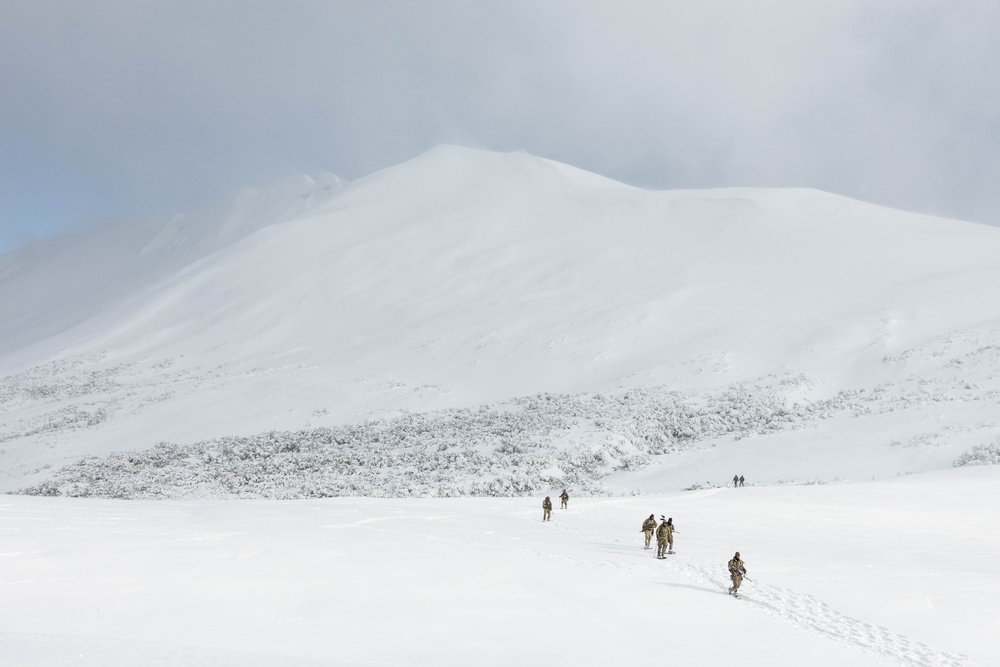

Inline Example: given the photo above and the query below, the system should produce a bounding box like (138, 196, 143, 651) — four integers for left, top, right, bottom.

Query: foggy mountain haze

(3, 1, 1000, 252)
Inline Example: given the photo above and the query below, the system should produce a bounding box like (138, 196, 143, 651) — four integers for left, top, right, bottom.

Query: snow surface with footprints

(2, 466, 995, 666)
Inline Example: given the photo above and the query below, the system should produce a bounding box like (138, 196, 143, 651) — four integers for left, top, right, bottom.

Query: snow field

(2, 466, 995, 666)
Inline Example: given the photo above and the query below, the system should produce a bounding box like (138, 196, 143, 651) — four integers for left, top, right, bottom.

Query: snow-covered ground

(2, 466, 995, 666)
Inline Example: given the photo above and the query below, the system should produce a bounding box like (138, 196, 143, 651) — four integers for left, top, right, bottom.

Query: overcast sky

(2, 0, 999, 251)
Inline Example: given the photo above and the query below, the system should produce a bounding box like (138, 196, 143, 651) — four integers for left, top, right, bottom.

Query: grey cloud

(2, 0, 999, 251)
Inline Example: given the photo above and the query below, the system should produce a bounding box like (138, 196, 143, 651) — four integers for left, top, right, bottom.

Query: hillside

(3, 146, 1000, 495)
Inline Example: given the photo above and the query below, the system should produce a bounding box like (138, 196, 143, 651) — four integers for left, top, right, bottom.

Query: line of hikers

(732, 474, 746, 487)
(541, 489, 570, 521)
(640, 514, 676, 558)
(543, 491, 749, 597)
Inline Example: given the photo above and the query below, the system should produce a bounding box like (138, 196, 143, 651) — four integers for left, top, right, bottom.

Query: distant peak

(359, 144, 630, 194)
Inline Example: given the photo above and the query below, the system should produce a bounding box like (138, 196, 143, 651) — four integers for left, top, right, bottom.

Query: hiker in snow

(728, 551, 747, 596)
(738, 475, 745, 487)
(732, 474, 739, 488)
(542, 496, 553, 521)
(664, 517, 676, 554)
(641, 514, 657, 549)
(655, 516, 671, 558)
(560, 489, 569, 509)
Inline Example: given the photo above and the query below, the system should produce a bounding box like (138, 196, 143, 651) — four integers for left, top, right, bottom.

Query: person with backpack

(664, 517, 676, 554)
(728, 552, 747, 597)
(560, 489, 569, 509)
(542, 496, 553, 521)
(655, 516, 672, 559)
(640, 514, 657, 548)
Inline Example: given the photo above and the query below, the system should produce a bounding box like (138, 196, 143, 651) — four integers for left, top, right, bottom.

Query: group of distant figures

(541, 489, 570, 520)
(640, 514, 675, 558)
(541, 487, 750, 597)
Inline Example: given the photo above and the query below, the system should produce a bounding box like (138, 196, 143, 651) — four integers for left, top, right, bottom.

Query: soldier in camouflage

(641, 514, 657, 549)
(655, 516, 671, 558)
(728, 551, 747, 596)
(560, 489, 569, 509)
(542, 496, 552, 521)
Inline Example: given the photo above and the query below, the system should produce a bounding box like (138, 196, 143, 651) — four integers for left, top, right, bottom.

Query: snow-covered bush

(17, 375, 916, 500)
(953, 440, 1000, 467)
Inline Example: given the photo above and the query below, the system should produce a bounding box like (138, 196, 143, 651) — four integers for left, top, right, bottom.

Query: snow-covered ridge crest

(2, 145, 1000, 493)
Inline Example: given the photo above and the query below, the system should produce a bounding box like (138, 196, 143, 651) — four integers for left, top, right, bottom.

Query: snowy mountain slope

(3, 146, 1000, 493)
(2, 467, 996, 666)
(0, 172, 346, 360)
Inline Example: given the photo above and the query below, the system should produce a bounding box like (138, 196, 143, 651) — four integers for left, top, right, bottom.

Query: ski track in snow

(545, 514, 973, 667)
(671, 556, 972, 667)
(349, 503, 974, 667)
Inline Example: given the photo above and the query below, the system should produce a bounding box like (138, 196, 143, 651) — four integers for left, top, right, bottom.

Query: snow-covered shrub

(953, 440, 1000, 467)
(18, 374, 920, 500)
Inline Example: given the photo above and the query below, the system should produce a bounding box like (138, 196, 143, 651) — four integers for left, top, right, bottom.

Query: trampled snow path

(538, 503, 972, 667)
(663, 556, 969, 667)
(745, 584, 968, 667)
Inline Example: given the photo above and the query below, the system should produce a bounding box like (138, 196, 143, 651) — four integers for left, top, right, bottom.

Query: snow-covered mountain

(3, 146, 1000, 495)
(4, 146, 1000, 665)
